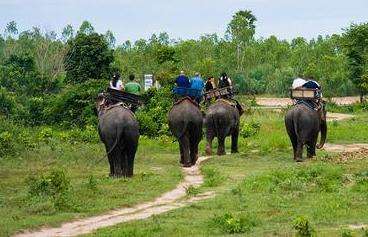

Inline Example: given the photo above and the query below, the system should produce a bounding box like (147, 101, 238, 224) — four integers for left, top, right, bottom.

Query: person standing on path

(124, 74, 142, 95)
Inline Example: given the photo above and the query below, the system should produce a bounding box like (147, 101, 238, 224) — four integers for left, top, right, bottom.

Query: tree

(64, 32, 113, 83)
(104, 30, 116, 48)
(226, 10, 257, 72)
(342, 23, 368, 102)
(61, 24, 74, 42)
(78, 21, 94, 35)
(5, 21, 18, 38)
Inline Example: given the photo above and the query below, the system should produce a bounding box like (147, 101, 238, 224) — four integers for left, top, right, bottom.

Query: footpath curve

(15, 157, 215, 237)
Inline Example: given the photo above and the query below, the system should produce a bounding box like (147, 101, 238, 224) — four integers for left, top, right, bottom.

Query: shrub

(240, 120, 261, 138)
(186, 185, 200, 196)
(340, 228, 353, 237)
(292, 216, 314, 237)
(44, 80, 105, 126)
(26, 169, 73, 211)
(0, 87, 15, 117)
(202, 167, 224, 187)
(136, 87, 173, 137)
(212, 212, 257, 234)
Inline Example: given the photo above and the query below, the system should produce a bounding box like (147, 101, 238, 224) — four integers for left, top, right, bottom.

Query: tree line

(0, 10, 367, 128)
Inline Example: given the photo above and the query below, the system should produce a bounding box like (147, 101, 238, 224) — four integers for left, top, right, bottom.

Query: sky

(0, 0, 367, 44)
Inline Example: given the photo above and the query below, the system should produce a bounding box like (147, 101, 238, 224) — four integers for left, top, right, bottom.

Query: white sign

(144, 74, 153, 91)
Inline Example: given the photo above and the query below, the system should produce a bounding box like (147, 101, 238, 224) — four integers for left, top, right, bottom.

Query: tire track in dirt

(14, 156, 215, 237)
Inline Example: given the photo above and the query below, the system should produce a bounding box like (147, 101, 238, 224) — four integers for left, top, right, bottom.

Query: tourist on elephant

(190, 72, 204, 103)
(218, 72, 232, 88)
(124, 74, 142, 95)
(110, 72, 124, 91)
(205, 76, 215, 92)
(175, 71, 191, 88)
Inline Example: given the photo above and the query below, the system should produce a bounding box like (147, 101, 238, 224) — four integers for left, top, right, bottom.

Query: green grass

(0, 136, 181, 237)
(86, 109, 368, 237)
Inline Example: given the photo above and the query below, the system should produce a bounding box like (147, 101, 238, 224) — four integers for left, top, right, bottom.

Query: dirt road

(15, 157, 214, 237)
(256, 96, 360, 107)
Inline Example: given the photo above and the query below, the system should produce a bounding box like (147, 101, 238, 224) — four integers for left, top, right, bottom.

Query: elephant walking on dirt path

(97, 98, 139, 177)
(285, 103, 327, 162)
(168, 97, 203, 167)
(205, 99, 243, 156)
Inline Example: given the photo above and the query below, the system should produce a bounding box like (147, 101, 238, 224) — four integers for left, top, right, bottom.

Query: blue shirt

(190, 76, 204, 91)
(176, 75, 190, 88)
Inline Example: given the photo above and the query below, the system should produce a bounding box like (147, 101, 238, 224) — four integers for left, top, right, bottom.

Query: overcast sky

(0, 0, 367, 44)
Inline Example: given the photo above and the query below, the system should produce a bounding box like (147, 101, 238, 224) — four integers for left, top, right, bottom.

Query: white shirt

(110, 80, 123, 90)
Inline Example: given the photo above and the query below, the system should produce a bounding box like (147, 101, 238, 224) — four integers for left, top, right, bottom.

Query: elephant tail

(107, 126, 124, 155)
(317, 118, 327, 149)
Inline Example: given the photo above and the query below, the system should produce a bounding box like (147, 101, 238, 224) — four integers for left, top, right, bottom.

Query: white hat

(292, 78, 307, 89)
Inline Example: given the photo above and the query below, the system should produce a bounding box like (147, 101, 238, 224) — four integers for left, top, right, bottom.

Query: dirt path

(15, 156, 215, 237)
(323, 143, 368, 153)
(256, 96, 360, 107)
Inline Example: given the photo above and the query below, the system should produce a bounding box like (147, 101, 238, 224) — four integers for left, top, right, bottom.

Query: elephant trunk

(316, 119, 327, 149)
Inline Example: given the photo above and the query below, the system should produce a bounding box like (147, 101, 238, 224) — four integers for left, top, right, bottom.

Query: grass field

(87, 110, 368, 237)
(1, 109, 368, 236)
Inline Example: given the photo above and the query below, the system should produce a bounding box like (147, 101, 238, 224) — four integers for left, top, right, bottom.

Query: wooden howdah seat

(203, 86, 234, 101)
(106, 87, 143, 107)
(290, 88, 322, 100)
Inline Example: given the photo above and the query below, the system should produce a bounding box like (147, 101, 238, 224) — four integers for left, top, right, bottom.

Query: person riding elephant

(205, 99, 243, 156)
(190, 72, 204, 104)
(168, 97, 203, 167)
(285, 77, 326, 162)
(96, 94, 139, 177)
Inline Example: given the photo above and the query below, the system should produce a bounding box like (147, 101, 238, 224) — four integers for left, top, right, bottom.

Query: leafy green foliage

(293, 216, 315, 237)
(64, 32, 113, 83)
(45, 80, 105, 126)
(136, 87, 173, 137)
(212, 212, 257, 234)
(343, 23, 368, 98)
(240, 120, 261, 138)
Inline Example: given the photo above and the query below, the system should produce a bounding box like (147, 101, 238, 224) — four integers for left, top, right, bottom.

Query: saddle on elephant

(290, 80, 326, 121)
(99, 88, 143, 113)
(218, 98, 244, 115)
(174, 96, 200, 108)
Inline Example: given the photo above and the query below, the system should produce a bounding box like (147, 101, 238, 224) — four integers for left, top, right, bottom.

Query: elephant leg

(307, 136, 317, 158)
(179, 134, 191, 167)
(112, 150, 123, 177)
(217, 137, 226, 156)
(206, 136, 213, 156)
(295, 141, 304, 162)
(231, 127, 239, 153)
(126, 141, 138, 177)
(190, 139, 199, 166)
(107, 154, 114, 177)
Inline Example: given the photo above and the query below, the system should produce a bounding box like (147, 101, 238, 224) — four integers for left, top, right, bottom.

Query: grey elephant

(168, 98, 203, 167)
(97, 96, 139, 177)
(205, 99, 243, 156)
(285, 103, 327, 162)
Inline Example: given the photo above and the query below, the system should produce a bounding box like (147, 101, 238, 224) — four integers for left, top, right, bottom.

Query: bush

(136, 87, 173, 137)
(292, 216, 314, 237)
(0, 88, 16, 117)
(26, 169, 73, 211)
(45, 80, 106, 126)
(212, 212, 257, 234)
(240, 120, 261, 138)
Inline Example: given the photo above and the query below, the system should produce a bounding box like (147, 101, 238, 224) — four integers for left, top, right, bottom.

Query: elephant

(168, 97, 203, 167)
(204, 99, 243, 156)
(97, 96, 139, 177)
(285, 103, 327, 162)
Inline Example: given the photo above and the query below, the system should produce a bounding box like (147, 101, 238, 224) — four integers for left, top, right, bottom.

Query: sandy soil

(14, 156, 215, 237)
(255, 96, 360, 107)
(323, 143, 368, 153)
